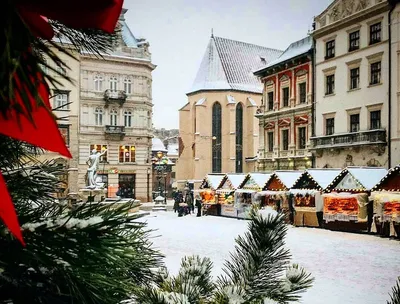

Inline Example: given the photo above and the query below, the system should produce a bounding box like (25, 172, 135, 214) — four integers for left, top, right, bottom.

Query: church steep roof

(188, 36, 282, 95)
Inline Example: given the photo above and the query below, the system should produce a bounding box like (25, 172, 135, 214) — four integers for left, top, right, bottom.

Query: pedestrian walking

(195, 195, 202, 217)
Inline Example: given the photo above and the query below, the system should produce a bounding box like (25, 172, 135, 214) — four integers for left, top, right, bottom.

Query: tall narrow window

(370, 22, 381, 45)
(326, 74, 335, 95)
(94, 107, 103, 126)
(54, 91, 69, 110)
(212, 102, 222, 173)
(298, 127, 306, 149)
(370, 110, 381, 130)
(299, 82, 306, 104)
(326, 118, 334, 135)
(267, 91, 274, 111)
(282, 129, 289, 151)
(349, 30, 360, 52)
(370, 62, 381, 85)
(282, 87, 289, 107)
(124, 110, 132, 127)
(325, 40, 335, 59)
(110, 108, 118, 126)
(94, 75, 103, 91)
(350, 68, 360, 90)
(119, 145, 136, 163)
(235, 103, 243, 173)
(267, 132, 274, 152)
(124, 77, 132, 94)
(109, 76, 118, 92)
(350, 114, 360, 132)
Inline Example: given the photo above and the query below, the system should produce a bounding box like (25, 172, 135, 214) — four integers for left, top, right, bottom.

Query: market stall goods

(322, 193, 368, 223)
(198, 173, 225, 216)
(216, 173, 246, 218)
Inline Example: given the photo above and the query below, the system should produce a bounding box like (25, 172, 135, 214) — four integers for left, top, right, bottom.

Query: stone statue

(86, 149, 107, 189)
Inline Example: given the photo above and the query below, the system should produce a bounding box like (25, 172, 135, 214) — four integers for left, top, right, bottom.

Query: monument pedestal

(152, 195, 167, 212)
(78, 188, 107, 203)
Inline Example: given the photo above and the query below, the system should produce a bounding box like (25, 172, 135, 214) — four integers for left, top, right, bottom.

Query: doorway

(118, 174, 136, 199)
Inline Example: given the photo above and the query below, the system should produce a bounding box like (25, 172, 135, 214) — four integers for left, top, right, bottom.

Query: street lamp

(154, 151, 168, 204)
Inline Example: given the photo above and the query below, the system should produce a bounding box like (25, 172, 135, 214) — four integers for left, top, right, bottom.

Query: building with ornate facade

(177, 35, 283, 181)
(312, 0, 390, 168)
(254, 36, 314, 171)
(77, 9, 155, 201)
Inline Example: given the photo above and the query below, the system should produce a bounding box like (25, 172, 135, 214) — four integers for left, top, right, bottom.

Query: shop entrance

(97, 174, 109, 197)
(118, 174, 136, 199)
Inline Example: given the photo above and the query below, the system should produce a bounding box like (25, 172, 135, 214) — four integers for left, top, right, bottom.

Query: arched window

(123, 77, 132, 94)
(109, 76, 118, 92)
(124, 110, 132, 127)
(110, 108, 118, 126)
(94, 107, 103, 125)
(236, 103, 243, 173)
(212, 102, 222, 173)
(94, 74, 103, 91)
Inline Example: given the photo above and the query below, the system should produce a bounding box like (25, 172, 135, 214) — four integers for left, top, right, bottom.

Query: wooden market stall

(290, 169, 342, 227)
(235, 173, 272, 219)
(259, 171, 303, 222)
(370, 165, 400, 238)
(197, 173, 225, 216)
(216, 173, 246, 218)
(323, 167, 387, 232)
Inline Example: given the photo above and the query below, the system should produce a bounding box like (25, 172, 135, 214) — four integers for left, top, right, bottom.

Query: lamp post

(147, 167, 150, 203)
(154, 151, 168, 205)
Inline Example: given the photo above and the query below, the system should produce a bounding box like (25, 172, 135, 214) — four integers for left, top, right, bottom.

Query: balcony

(105, 125, 125, 140)
(104, 90, 127, 107)
(311, 129, 386, 149)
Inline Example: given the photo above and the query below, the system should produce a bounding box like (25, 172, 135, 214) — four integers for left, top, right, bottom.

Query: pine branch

(388, 278, 400, 304)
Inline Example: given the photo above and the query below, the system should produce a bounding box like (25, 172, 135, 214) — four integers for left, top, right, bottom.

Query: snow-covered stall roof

(330, 167, 388, 191)
(188, 36, 282, 95)
(274, 171, 303, 189)
(372, 165, 400, 191)
(226, 174, 247, 189)
(240, 173, 273, 190)
(200, 174, 226, 190)
(305, 169, 343, 190)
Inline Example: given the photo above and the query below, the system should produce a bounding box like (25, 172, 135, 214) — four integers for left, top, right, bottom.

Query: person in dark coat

(185, 191, 193, 214)
(195, 195, 202, 217)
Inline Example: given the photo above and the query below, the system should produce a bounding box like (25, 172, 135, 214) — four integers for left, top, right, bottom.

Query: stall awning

(370, 192, 400, 203)
(216, 189, 234, 194)
(235, 189, 257, 193)
(289, 189, 320, 196)
(258, 190, 287, 196)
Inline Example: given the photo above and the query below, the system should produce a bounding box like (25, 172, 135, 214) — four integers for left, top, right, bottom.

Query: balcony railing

(105, 125, 125, 136)
(311, 129, 386, 149)
(104, 90, 127, 107)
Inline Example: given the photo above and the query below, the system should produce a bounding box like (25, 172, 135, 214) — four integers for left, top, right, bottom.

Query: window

(54, 91, 69, 110)
(212, 102, 222, 173)
(325, 40, 335, 59)
(298, 127, 306, 149)
(267, 91, 274, 111)
(124, 110, 132, 127)
(267, 132, 274, 152)
(109, 76, 118, 92)
(94, 75, 103, 91)
(94, 107, 103, 126)
(350, 67, 360, 90)
(110, 108, 118, 126)
(326, 74, 335, 95)
(370, 22, 381, 45)
(370, 110, 381, 129)
(124, 77, 132, 94)
(349, 30, 360, 51)
(370, 62, 381, 85)
(282, 87, 290, 107)
(326, 118, 334, 135)
(119, 145, 136, 163)
(350, 114, 360, 132)
(235, 103, 243, 173)
(90, 144, 108, 162)
(299, 82, 306, 104)
(282, 129, 289, 151)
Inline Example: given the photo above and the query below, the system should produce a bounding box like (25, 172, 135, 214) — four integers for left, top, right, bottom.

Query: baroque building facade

(77, 9, 155, 201)
(177, 35, 283, 181)
(254, 36, 314, 171)
(312, 0, 390, 168)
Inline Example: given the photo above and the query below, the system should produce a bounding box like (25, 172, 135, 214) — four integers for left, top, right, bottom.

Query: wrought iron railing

(311, 129, 386, 148)
(105, 125, 125, 134)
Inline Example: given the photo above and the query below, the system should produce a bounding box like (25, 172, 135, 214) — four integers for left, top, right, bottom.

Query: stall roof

(329, 167, 388, 191)
(240, 173, 273, 189)
(225, 173, 247, 189)
(372, 165, 400, 191)
(200, 174, 226, 190)
(274, 171, 303, 189)
(305, 169, 343, 190)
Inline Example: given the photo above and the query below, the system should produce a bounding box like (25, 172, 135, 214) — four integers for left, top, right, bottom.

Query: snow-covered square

(144, 212, 400, 304)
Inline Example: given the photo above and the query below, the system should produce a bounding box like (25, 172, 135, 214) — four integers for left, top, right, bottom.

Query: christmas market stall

(290, 169, 342, 227)
(197, 173, 225, 216)
(216, 173, 246, 218)
(259, 171, 303, 222)
(323, 167, 387, 232)
(235, 173, 272, 219)
(370, 165, 400, 238)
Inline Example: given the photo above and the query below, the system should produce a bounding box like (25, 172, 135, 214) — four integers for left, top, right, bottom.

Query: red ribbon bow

(0, 0, 123, 245)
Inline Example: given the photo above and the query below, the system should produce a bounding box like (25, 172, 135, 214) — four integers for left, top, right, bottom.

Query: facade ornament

(357, 0, 369, 11)
(342, 0, 355, 18)
(330, 5, 340, 22)
(86, 149, 108, 189)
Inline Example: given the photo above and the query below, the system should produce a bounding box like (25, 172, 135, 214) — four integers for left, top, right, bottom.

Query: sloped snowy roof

(227, 95, 236, 104)
(247, 97, 257, 106)
(274, 171, 303, 188)
(249, 173, 273, 188)
(167, 143, 179, 157)
(205, 174, 226, 190)
(306, 169, 343, 189)
(188, 36, 282, 95)
(346, 167, 388, 190)
(254, 36, 312, 75)
(226, 174, 247, 189)
(195, 97, 207, 106)
(152, 138, 167, 153)
(120, 20, 139, 47)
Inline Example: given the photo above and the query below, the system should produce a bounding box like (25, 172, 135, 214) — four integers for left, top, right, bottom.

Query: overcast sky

(125, 0, 332, 129)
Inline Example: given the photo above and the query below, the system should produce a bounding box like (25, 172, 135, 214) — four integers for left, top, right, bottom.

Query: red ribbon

(0, 0, 123, 245)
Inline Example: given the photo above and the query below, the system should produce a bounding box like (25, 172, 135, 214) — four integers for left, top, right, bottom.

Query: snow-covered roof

(372, 165, 400, 191)
(346, 167, 388, 190)
(254, 36, 312, 75)
(274, 171, 303, 188)
(152, 138, 167, 153)
(203, 174, 226, 190)
(195, 97, 207, 106)
(306, 169, 343, 189)
(226, 174, 247, 189)
(247, 173, 273, 188)
(247, 97, 257, 106)
(120, 20, 139, 47)
(188, 36, 282, 95)
(167, 143, 179, 157)
(227, 95, 236, 104)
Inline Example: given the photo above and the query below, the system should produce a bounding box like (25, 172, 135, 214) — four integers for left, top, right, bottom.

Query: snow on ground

(142, 211, 400, 304)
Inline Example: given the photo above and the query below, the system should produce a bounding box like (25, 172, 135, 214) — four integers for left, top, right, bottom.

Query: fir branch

(388, 278, 400, 304)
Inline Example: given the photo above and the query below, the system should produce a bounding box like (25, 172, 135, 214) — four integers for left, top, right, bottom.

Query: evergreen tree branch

(388, 278, 400, 304)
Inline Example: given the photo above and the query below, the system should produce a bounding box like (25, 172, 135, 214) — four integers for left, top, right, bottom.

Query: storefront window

(118, 174, 135, 199)
(119, 145, 136, 163)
